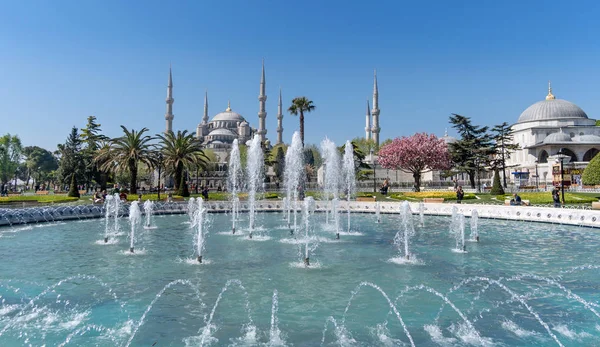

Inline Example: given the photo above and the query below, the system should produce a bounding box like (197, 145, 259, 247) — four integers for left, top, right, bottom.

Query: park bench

(423, 198, 444, 203)
(35, 191, 50, 195)
(356, 196, 376, 202)
(504, 199, 530, 206)
(79, 190, 87, 196)
(7, 192, 22, 197)
(592, 202, 600, 210)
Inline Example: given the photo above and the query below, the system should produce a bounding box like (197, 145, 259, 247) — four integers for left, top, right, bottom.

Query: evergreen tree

(490, 122, 520, 188)
(58, 127, 85, 187)
(582, 153, 600, 185)
(448, 114, 493, 189)
(490, 168, 505, 195)
(67, 173, 80, 198)
(272, 146, 285, 182)
(303, 148, 315, 167)
(80, 116, 108, 190)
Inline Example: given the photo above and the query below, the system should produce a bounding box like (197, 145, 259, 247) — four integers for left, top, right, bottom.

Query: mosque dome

(517, 84, 588, 123)
(573, 134, 600, 142)
(543, 132, 572, 144)
(211, 101, 246, 122)
(208, 128, 237, 138)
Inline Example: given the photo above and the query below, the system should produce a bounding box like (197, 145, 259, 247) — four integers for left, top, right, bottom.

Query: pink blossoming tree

(378, 133, 452, 192)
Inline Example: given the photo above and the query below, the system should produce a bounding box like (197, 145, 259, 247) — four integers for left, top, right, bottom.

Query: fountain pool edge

(1, 201, 599, 229)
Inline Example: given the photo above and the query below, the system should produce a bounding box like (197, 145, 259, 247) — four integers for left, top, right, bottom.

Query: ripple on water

(119, 249, 147, 255)
(289, 261, 323, 269)
(388, 256, 424, 265)
(178, 257, 213, 265)
(94, 239, 119, 245)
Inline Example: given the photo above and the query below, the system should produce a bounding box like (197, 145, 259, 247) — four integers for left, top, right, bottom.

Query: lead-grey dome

(518, 99, 588, 123)
(573, 134, 600, 142)
(543, 132, 572, 144)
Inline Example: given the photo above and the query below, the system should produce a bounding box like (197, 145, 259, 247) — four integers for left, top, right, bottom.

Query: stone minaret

(164, 66, 174, 133)
(365, 100, 371, 141)
(276, 88, 284, 144)
(197, 90, 209, 138)
(257, 60, 267, 142)
(371, 70, 381, 147)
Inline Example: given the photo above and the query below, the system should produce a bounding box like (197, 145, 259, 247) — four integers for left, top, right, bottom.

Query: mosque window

(570, 132, 575, 138)
(580, 132, 584, 136)
(583, 148, 599, 162)
(538, 150, 549, 163)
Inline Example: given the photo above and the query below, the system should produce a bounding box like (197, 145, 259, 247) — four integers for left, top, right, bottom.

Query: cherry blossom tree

(378, 133, 452, 192)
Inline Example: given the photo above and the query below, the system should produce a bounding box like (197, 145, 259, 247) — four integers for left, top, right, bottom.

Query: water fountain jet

(128, 201, 141, 253)
(246, 135, 264, 238)
(284, 132, 304, 236)
(227, 139, 243, 234)
(342, 141, 356, 234)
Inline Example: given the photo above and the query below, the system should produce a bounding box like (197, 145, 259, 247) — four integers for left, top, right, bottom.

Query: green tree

(304, 144, 322, 168)
(288, 97, 316, 146)
(490, 168, 505, 195)
(339, 141, 371, 177)
(582, 153, 600, 185)
(57, 127, 85, 188)
(490, 122, 520, 188)
(96, 126, 155, 194)
(303, 148, 315, 167)
(0, 134, 22, 187)
(80, 116, 108, 190)
(448, 114, 493, 189)
(157, 130, 209, 191)
(22, 146, 58, 188)
(67, 173, 80, 198)
(272, 146, 285, 182)
(351, 137, 378, 156)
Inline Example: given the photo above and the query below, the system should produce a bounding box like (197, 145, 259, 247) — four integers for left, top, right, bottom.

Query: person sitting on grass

(510, 193, 522, 206)
(93, 190, 104, 203)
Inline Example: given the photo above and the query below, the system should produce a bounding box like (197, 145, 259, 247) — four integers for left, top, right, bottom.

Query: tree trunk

(299, 111, 305, 147)
(129, 162, 138, 194)
(412, 171, 421, 192)
(468, 171, 476, 189)
(174, 162, 183, 191)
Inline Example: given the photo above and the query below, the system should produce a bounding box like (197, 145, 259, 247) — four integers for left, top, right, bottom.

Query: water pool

(0, 211, 599, 346)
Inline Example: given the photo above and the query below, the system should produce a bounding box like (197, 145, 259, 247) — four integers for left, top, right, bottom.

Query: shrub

(490, 169, 505, 195)
(583, 154, 600, 185)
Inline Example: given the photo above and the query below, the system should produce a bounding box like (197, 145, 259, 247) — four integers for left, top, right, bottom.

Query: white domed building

(506, 84, 600, 186)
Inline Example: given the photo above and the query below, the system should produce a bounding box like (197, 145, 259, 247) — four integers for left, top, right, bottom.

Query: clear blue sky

(2, 0, 600, 151)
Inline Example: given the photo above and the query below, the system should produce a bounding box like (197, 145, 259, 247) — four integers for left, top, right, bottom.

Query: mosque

(504, 83, 600, 187)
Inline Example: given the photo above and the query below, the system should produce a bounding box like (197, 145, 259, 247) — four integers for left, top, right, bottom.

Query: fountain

(113, 193, 121, 235)
(128, 201, 141, 253)
(393, 201, 416, 261)
(246, 135, 264, 238)
(187, 197, 197, 226)
(320, 138, 341, 226)
(342, 140, 356, 234)
(193, 197, 207, 263)
(455, 214, 466, 252)
(375, 201, 381, 223)
(143, 200, 156, 229)
(332, 198, 340, 239)
(103, 195, 115, 242)
(284, 132, 304, 235)
(302, 197, 316, 266)
(228, 139, 243, 234)
(470, 209, 479, 242)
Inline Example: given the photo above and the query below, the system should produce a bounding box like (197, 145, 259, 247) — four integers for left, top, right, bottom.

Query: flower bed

(391, 191, 476, 201)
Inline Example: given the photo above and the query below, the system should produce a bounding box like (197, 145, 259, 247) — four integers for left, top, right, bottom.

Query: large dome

(517, 97, 588, 123)
(211, 102, 246, 122)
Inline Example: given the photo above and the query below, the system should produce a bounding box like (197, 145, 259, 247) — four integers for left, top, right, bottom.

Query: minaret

(203, 90, 209, 123)
(165, 66, 174, 133)
(276, 88, 284, 145)
(257, 60, 267, 142)
(371, 69, 381, 147)
(365, 100, 371, 141)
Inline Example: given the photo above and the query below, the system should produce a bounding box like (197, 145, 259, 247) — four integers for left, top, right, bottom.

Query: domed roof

(208, 128, 237, 137)
(211, 101, 246, 122)
(573, 134, 600, 142)
(517, 85, 588, 123)
(543, 132, 572, 144)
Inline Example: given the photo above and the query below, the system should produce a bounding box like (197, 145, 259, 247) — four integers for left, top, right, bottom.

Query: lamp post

(556, 148, 569, 205)
(157, 153, 163, 201)
(534, 160, 539, 191)
(370, 148, 376, 193)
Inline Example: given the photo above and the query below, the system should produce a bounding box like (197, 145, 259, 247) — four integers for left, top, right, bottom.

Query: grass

(390, 191, 477, 201)
(461, 192, 599, 205)
(0, 195, 79, 204)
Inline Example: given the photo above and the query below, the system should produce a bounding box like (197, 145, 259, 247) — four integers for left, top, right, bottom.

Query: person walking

(456, 186, 464, 204)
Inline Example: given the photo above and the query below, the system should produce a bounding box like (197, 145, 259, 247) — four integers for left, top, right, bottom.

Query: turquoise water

(0, 211, 600, 346)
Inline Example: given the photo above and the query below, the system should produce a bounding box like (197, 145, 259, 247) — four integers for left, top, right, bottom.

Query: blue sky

(2, 0, 600, 150)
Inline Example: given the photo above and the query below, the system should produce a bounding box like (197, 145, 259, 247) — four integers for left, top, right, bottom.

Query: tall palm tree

(95, 126, 155, 194)
(156, 130, 209, 192)
(288, 97, 316, 147)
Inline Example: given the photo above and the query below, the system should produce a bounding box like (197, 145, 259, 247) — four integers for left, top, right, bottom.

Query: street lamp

(534, 160, 539, 191)
(370, 148, 376, 193)
(556, 148, 569, 205)
(157, 153, 164, 201)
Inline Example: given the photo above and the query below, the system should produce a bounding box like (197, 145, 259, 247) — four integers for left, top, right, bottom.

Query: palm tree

(95, 126, 155, 194)
(288, 97, 316, 147)
(156, 130, 209, 192)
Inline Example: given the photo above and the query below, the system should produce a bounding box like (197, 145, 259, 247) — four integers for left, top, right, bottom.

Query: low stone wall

(1, 200, 600, 229)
